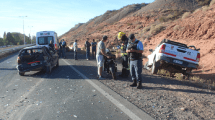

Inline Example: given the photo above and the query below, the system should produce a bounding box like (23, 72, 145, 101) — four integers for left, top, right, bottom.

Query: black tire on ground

(152, 59, 159, 74)
(56, 59, 59, 67)
(19, 72, 25, 76)
(46, 66, 51, 74)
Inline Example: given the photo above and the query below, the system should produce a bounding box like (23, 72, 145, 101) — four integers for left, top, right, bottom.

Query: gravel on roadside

(65, 51, 215, 120)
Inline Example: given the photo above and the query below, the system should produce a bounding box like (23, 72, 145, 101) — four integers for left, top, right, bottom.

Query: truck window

(38, 36, 53, 45)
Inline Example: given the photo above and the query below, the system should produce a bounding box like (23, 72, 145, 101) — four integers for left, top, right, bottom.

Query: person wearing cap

(96, 35, 110, 80)
(85, 38, 91, 60)
(73, 39, 78, 60)
(91, 39, 97, 59)
(126, 34, 144, 89)
(117, 32, 129, 77)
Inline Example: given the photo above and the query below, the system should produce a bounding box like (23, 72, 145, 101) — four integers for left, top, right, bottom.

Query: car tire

(56, 59, 59, 67)
(152, 59, 159, 74)
(46, 66, 51, 74)
(144, 61, 150, 70)
(19, 72, 25, 76)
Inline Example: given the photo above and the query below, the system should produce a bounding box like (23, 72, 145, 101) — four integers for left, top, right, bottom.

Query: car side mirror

(149, 49, 153, 52)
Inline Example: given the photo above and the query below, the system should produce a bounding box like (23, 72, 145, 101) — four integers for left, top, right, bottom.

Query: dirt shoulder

(65, 51, 215, 120)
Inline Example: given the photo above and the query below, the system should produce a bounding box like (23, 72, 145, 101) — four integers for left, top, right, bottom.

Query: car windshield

(38, 36, 53, 45)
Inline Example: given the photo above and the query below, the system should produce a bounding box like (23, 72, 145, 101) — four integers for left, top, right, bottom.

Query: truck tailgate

(164, 43, 199, 64)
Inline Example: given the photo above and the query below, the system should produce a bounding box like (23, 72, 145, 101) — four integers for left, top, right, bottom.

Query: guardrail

(0, 44, 35, 59)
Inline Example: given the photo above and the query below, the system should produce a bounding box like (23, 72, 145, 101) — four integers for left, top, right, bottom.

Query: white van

(36, 31, 59, 50)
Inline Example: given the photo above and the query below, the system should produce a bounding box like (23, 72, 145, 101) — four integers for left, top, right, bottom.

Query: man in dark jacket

(49, 40, 54, 50)
(59, 40, 63, 58)
(126, 34, 144, 89)
(62, 39, 66, 58)
(91, 39, 97, 59)
(85, 38, 91, 60)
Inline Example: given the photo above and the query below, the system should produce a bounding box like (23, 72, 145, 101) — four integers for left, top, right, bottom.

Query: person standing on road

(73, 40, 78, 60)
(59, 40, 63, 57)
(49, 40, 54, 51)
(96, 36, 110, 80)
(91, 39, 97, 59)
(117, 32, 129, 78)
(85, 38, 91, 60)
(62, 39, 66, 59)
(126, 34, 144, 89)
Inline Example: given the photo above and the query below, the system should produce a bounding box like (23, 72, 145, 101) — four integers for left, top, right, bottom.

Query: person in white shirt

(73, 40, 78, 60)
(96, 36, 110, 80)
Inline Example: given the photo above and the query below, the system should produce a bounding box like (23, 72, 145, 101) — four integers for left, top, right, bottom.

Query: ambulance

(36, 31, 59, 50)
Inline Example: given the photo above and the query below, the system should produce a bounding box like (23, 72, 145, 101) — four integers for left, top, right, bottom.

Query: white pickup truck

(145, 39, 200, 77)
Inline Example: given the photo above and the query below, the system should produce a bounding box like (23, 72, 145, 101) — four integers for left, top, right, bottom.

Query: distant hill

(59, 0, 202, 42)
(137, 0, 200, 13)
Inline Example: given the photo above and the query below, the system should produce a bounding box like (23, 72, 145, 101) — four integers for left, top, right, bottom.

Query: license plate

(173, 60, 183, 64)
(31, 63, 38, 66)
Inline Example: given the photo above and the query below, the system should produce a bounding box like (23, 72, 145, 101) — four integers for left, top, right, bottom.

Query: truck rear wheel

(152, 60, 159, 74)
(19, 72, 25, 76)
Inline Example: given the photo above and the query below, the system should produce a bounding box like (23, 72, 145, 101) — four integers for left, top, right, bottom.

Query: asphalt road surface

(0, 52, 153, 120)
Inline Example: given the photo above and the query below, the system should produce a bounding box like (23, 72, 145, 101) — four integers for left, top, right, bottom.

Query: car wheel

(56, 59, 59, 67)
(19, 72, 25, 76)
(152, 59, 159, 74)
(144, 61, 149, 70)
(46, 66, 52, 74)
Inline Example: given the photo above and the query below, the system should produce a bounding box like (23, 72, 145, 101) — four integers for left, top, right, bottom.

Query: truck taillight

(196, 53, 200, 62)
(159, 45, 166, 53)
(17, 57, 21, 64)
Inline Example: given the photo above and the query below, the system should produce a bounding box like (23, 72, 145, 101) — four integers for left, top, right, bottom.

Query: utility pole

(19, 16, 27, 45)
(28, 26, 33, 44)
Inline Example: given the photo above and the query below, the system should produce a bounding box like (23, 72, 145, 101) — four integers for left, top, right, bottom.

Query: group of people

(48, 39, 66, 59)
(72, 38, 97, 60)
(63, 32, 144, 89)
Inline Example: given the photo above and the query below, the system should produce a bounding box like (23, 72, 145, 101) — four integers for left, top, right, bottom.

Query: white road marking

(63, 59, 143, 120)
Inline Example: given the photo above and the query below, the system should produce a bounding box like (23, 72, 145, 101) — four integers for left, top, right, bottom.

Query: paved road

(0, 52, 152, 120)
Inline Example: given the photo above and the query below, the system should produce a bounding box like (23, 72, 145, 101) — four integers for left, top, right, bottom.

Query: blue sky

(0, 0, 154, 38)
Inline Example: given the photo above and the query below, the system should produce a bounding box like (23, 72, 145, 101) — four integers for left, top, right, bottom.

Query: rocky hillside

(59, 0, 215, 80)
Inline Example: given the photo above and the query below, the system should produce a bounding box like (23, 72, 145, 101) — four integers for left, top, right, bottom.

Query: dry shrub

(193, 8, 201, 13)
(166, 14, 174, 20)
(127, 23, 132, 26)
(202, 5, 209, 11)
(173, 25, 181, 31)
(159, 16, 167, 22)
(149, 24, 165, 35)
(136, 25, 143, 29)
(196, 0, 211, 6)
(142, 26, 151, 33)
(118, 25, 123, 28)
(210, 0, 215, 6)
(182, 12, 191, 19)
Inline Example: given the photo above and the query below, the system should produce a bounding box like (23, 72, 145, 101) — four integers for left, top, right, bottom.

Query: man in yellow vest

(117, 32, 129, 77)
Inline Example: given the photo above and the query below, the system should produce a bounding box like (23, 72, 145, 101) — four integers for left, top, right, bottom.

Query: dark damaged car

(16, 46, 59, 76)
